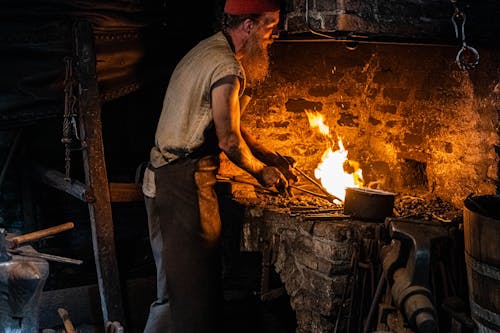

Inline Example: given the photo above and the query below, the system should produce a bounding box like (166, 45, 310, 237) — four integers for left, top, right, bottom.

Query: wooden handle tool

(6, 222, 74, 249)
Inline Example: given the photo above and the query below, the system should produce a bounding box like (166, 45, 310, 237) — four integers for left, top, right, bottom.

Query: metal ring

(456, 45, 480, 70)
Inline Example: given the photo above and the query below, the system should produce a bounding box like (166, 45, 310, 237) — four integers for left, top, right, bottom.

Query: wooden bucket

(463, 195, 500, 332)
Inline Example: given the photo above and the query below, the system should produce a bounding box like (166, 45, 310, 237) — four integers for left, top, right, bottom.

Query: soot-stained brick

(403, 133, 423, 145)
(317, 0, 338, 11)
(352, 72, 368, 84)
(368, 117, 381, 125)
(276, 133, 292, 141)
(386, 120, 398, 128)
(373, 68, 395, 84)
(343, 86, 359, 97)
(337, 112, 359, 127)
(286, 16, 308, 32)
(444, 142, 453, 153)
(323, 14, 339, 28)
(377, 104, 397, 114)
(383, 87, 410, 101)
(255, 119, 268, 128)
(367, 88, 378, 99)
(273, 121, 290, 128)
(401, 106, 414, 117)
(335, 101, 350, 110)
(286, 98, 323, 113)
(309, 85, 338, 97)
(415, 89, 431, 100)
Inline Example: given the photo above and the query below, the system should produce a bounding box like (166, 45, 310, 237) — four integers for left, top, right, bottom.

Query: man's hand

(256, 166, 289, 195)
(271, 154, 299, 184)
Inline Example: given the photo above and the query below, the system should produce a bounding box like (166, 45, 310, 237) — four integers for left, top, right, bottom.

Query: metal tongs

(216, 174, 279, 195)
(275, 152, 343, 203)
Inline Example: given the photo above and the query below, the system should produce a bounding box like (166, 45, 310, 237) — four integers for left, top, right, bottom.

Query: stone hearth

(236, 200, 384, 333)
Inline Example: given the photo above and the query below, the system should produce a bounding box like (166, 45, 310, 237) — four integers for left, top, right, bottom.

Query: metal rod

(0, 129, 22, 193)
(216, 174, 279, 195)
(334, 251, 357, 333)
(274, 35, 458, 47)
(288, 185, 331, 201)
(363, 273, 386, 333)
(8, 249, 83, 265)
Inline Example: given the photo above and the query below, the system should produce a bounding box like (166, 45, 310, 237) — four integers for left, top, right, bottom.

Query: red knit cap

(224, 0, 280, 14)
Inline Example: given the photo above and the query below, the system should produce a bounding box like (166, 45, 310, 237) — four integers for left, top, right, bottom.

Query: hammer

(5, 222, 74, 249)
(0, 222, 81, 265)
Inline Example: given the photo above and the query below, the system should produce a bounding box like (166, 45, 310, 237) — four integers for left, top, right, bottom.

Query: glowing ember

(305, 111, 364, 201)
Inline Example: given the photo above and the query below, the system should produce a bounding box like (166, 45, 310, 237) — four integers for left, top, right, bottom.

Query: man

(142, 0, 297, 332)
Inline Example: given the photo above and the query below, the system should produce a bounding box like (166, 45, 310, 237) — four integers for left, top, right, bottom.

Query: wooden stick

(7, 222, 74, 248)
(58, 308, 76, 333)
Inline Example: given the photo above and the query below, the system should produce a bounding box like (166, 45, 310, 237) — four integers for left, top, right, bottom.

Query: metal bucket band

(465, 252, 500, 280)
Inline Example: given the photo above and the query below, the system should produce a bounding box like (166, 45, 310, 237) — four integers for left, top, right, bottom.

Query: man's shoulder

(197, 31, 231, 53)
(187, 32, 239, 68)
(173, 31, 243, 83)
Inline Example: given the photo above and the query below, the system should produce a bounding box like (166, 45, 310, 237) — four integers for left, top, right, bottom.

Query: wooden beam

(109, 182, 144, 202)
(74, 20, 125, 326)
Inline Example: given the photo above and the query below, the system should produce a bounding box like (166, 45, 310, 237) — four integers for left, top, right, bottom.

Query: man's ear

(242, 19, 254, 34)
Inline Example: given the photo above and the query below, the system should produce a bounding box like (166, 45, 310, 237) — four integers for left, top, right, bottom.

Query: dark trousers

(143, 156, 223, 333)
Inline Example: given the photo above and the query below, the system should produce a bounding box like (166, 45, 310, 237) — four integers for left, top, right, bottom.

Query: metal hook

(451, 6, 479, 70)
(456, 45, 480, 70)
(451, 11, 466, 41)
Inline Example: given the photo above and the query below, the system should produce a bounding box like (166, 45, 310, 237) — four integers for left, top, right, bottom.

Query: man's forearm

(222, 138, 266, 178)
(241, 127, 278, 166)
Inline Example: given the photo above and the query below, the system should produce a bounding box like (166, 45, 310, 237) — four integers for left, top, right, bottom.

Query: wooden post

(74, 20, 126, 325)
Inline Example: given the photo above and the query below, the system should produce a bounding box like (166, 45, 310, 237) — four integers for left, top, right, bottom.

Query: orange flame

(305, 110, 329, 136)
(305, 111, 364, 201)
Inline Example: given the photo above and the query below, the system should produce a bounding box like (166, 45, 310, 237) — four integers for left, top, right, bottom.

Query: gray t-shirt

(149, 31, 245, 168)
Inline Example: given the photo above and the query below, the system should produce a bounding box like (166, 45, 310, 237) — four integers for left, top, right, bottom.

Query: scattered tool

(8, 248, 83, 265)
(0, 222, 82, 265)
(5, 222, 75, 249)
(58, 308, 77, 333)
(105, 321, 124, 333)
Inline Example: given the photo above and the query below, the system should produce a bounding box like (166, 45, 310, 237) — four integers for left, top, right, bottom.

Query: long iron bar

(289, 185, 331, 201)
(0, 129, 22, 193)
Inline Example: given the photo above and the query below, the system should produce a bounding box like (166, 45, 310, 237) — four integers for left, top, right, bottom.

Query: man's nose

(271, 26, 280, 39)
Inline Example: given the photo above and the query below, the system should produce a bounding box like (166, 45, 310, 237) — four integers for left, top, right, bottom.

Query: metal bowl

(344, 187, 396, 221)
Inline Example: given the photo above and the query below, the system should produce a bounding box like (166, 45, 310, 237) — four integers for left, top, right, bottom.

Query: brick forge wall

(220, 42, 499, 208)
(282, 0, 452, 40)
(240, 206, 384, 333)
(279, 0, 496, 47)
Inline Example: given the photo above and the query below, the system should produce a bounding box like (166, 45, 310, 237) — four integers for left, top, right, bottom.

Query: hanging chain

(450, 0, 479, 70)
(62, 56, 80, 182)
